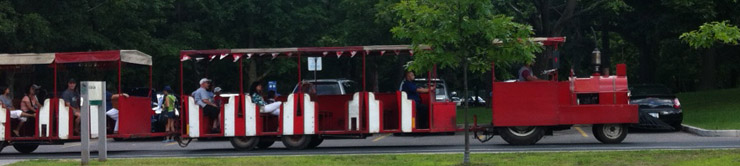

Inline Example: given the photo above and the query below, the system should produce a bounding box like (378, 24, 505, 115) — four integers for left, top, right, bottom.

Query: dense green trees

(0, 0, 738, 93)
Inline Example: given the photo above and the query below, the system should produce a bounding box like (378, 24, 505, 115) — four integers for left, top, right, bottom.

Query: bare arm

(111, 93, 129, 99)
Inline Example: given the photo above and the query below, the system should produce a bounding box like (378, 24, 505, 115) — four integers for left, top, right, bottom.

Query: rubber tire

(230, 136, 260, 150)
(281, 135, 314, 150)
(670, 123, 683, 132)
(13, 144, 39, 154)
(256, 137, 276, 149)
(113, 138, 125, 141)
(0, 141, 6, 153)
(496, 126, 545, 145)
(307, 136, 324, 149)
(593, 124, 628, 144)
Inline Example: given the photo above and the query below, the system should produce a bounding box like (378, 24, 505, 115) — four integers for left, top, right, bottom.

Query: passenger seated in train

(0, 86, 36, 136)
(104, 86, 130, 134)
(300, 82, 317, 99)
(192, 78, 220, 133)
(213, 87, 223, 106)
(249, 81, 282, 116)
(62, 78, 82, 134)
(401, 71, 434, 129)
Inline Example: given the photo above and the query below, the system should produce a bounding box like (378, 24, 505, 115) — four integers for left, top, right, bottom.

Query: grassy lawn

(677, 88, 740, 130)
(456, 107, 491, 125)
(13, 149, 740, 166)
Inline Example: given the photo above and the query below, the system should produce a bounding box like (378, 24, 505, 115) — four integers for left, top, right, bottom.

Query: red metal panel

(117, 97, 154, 135)
(492, 82, 560, 127)
(430, 102, 456, 132)
(54, 50, 121, 64)
(293, 94, 304, 135)
(558, 105, 638, 124)
(234, 95, 246, 136)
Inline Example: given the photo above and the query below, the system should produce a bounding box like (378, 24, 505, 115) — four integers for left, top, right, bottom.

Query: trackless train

(0, 37, 638, 153)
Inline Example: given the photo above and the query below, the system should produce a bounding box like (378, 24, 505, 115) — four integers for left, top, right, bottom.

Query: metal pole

(463, 62, 470, 164)
(81, 82, 90, 165)
(98, 82, 107, 161)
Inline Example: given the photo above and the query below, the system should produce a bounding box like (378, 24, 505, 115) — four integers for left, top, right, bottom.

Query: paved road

(1, 127, 738, 159)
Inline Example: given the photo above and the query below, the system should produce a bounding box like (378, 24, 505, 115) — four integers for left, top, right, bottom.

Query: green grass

(12, 149, 740, 166)
(456, 107, 491, 125)
(677, 88, 740, 130)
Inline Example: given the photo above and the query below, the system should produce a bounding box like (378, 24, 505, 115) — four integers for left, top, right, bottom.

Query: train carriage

(0, 50, 164, 153)
(178, 45, 461, 150)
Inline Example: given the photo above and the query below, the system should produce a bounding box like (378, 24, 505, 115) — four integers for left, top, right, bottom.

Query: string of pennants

(180, 50, 414, 62)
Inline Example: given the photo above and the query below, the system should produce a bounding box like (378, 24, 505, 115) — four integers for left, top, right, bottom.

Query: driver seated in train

(249, 81, 282, 116)
(104, 85, 129, 134)
(0, 86, 37, 136)
(518, 60, 544, 82)
(401, 71, 434, 129)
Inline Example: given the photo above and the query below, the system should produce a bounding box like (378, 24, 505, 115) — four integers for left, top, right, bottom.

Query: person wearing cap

(162, 86, 177, 143)
(104, 86, 129, 133)
(518, 60, 544, 82)
(0, 86, 36, 136)
(21, 84, 42, 113)
(213, 87, 223, 106)
(62, 78, 82, 134)
(192, 78, 220, 133)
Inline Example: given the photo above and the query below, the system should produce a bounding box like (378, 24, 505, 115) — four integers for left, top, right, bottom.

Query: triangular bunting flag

(336, 51, 343, 58)
(220, 53, 229, 60)
(180, 55, 191, 61)
(394, 50, 400, 55)
(323, 52, 328, 56)
(350, 51, 357, 58)
(209, 55, 217, 61)
(233, 54, 242, 62)
(271, 53, 279, 60)
(380, 51, 386, 56)
(247, 53, 253, 59)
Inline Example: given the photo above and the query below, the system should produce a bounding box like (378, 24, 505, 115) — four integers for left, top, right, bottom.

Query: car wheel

(593, 124, 628, 144)
(230, 136, 260, 150)
(496, 126, 545, 145)
(13, 143, 39, 154)
(670, 123, 684, 131)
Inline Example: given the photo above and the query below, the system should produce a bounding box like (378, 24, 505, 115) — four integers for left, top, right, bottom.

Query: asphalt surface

(1, 126, 738, 159)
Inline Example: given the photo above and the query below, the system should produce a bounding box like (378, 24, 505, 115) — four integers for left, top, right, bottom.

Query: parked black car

(628, 84, 683, 131)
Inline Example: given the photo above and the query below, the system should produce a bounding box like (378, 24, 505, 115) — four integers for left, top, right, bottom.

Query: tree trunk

(699, 48, 717, 90)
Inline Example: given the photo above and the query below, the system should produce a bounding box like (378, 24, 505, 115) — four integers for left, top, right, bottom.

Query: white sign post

(80, 81, 107, 165)
(307, 57, 322, 84)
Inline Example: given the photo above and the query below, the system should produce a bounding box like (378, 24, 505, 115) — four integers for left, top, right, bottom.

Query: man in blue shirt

(401, 71, 434, 129)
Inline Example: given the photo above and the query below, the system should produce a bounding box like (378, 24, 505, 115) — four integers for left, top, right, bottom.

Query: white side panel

(38, 99, 51, 137)
(0, 106, 6, 141)
(401, 92, 413, 132)
(347, 93, 360, 130)
(58, 100, 70, 139)
(224, 96, 236, 137)
(244, 95, 257, 136)
(303, 94, 315, 135)
(187, 97, 200, 138)
(90, 105, 99, 138)
(368, 92, 380, 133)
(282, 94, 295, 135)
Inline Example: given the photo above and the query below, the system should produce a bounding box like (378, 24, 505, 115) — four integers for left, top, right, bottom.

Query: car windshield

(630, 98, 674, 107)
(412, 80, 447, 100)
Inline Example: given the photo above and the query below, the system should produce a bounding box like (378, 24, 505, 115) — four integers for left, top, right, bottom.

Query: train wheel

(497, 126, 545, 145)
(230, 136, 260, 150)
(281, 135, 314, 150)
(307, 136, 324, 149)
(0, 141, 6, 153)
(13, 143, 39, 154)
(257, 137, 276, 149)
(593, 124, 628, 144)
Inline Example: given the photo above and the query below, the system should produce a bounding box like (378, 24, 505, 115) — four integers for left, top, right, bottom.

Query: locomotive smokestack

(592, 48, 601, 74)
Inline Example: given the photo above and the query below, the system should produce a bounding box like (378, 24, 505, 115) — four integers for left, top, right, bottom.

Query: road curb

(682, 124, 740, 137)
(0, 159, 24, 166)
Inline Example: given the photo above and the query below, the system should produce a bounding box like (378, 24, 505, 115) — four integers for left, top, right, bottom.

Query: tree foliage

(390, 0, 541, 73)
(680, 21, 740, 49)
